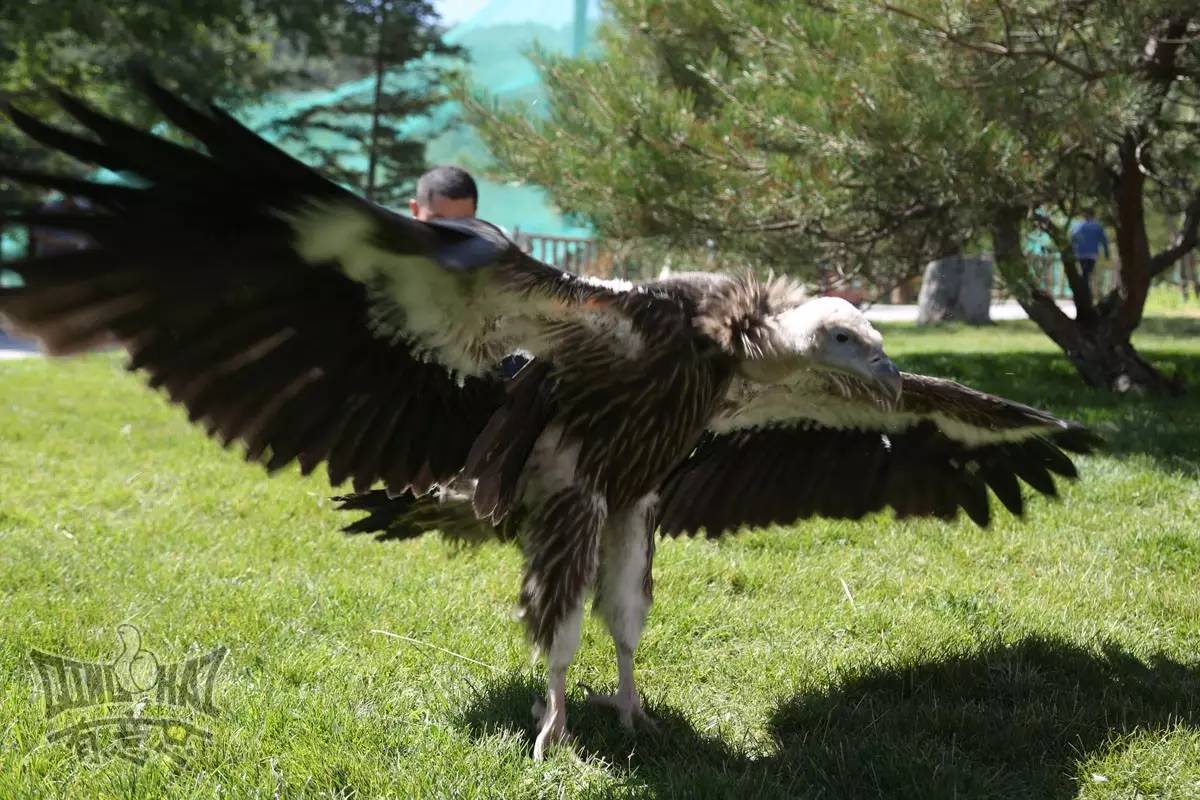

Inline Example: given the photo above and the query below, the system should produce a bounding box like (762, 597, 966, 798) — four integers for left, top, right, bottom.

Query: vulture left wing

(658, 372, 1100, 537)
(0, 81, 641, 496)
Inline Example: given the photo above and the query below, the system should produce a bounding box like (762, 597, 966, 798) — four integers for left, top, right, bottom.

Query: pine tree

(0, 0, 339, 256)
(464, 0, 1200, 394)
(266, 0, 460, 206)
(874, 1, 1200, 395)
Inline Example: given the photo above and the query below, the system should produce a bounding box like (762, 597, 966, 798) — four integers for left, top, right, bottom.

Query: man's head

(1083, 206, 1097, 219)
(409, 166, 478, 221)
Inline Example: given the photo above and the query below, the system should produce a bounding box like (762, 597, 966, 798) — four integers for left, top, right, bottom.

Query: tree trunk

(992, 208, 1182, 395)
(365, 9, 388, 203)
(1024, 288, 1180, 395)
(1055, 308, 1180, 394)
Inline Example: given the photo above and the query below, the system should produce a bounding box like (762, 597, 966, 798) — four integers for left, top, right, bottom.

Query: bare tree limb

(1150, 188, 1200, 278)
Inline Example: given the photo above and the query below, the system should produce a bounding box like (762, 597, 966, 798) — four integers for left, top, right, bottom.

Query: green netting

(1, 225, 27, 265)
(10, 2, 597, 273)
(234, 0, 600, 238)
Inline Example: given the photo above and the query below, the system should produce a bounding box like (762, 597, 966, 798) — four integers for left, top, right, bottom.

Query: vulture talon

(532, 705, 573, 761)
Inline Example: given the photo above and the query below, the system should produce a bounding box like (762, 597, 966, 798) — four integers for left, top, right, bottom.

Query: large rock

(917, 254, 994, 325)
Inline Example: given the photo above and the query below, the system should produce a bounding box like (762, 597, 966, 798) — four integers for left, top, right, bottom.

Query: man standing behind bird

(1069, 208, 1110, 308)
(410, 164, 526, 378)
(409, 165, 478, 221)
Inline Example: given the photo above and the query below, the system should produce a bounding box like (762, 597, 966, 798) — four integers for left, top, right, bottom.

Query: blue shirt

(1069, 219, 1110, 260)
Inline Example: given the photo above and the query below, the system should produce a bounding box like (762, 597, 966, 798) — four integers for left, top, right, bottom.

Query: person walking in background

(409, 165, 478, 222)
(1069, 208, 1110, 308)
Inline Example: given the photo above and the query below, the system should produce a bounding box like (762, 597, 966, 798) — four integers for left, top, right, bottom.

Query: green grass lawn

(2, 309, 1199, 799)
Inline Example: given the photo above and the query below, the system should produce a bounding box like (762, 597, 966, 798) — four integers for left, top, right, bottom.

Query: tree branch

(1150, 188, 1200, 278)
(873, 0, 1114, 80)
(1031, 208, 1097, 325)
(991, 207, 1077, 343)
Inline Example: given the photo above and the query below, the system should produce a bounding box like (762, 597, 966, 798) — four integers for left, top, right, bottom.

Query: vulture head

(739, 296, 902, 403)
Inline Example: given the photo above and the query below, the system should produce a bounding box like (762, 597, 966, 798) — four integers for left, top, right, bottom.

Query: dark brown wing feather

(0, 82, 503, 494)
(334, 488, 502, 544)
(658, 420, 1100, 537)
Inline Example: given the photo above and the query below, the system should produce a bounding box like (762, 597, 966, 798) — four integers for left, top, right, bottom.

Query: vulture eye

(835, 332, 850, 343)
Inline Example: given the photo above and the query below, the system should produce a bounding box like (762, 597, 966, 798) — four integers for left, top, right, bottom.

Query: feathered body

(0, 80, 1099, 758)
(445, 271, 802, 649)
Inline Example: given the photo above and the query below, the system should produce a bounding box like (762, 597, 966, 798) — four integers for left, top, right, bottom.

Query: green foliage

(464, 1, 1199, 288)
(0, 2, 319, 139)
(2, 319, 1200, 796)
(459, 1, 1004, 279)
(0, 1, 456, 208)
(0, 4, 249, 203)
(266, 1, 461, 206)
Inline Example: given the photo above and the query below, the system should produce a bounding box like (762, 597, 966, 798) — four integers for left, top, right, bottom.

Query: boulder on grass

(917, 254, 994, 325)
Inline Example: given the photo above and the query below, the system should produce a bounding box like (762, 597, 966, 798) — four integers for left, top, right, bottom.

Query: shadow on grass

(1137, 316, 1200, 338)
(456, 636, 1200, 799)
(893, 348, 1200, 474)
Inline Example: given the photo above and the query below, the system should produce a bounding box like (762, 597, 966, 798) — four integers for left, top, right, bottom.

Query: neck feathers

(692, 273, 807, 359)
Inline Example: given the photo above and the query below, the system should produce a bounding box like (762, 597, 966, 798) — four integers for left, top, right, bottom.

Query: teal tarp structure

(4, 1, 601, 274)
(236, 0, 603, 239)
(0, 226, 26, 261)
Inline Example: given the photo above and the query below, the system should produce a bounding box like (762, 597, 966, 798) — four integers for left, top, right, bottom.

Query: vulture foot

(580, 683, 658, 732)
(531, 698, 574, 760)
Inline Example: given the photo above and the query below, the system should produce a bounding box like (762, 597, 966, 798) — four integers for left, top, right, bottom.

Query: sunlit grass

(1, 316, 1198, 798)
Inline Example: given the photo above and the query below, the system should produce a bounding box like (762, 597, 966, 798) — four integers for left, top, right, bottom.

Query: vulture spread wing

(658, 372, 1100, 536)
(0, 81, 642, 495)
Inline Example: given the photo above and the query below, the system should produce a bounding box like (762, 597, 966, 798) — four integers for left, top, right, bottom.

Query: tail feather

(333, 485, 501, 544)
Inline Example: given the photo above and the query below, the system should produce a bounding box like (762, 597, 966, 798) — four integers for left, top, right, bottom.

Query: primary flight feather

(0, 80, 1098, 758)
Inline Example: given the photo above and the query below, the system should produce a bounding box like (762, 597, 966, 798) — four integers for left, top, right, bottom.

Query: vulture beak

(871, 355, 903, 404)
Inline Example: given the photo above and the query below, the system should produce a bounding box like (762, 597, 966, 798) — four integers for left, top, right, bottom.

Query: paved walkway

(863, 299, 1074, 323)
(0, 300, 1076, 360)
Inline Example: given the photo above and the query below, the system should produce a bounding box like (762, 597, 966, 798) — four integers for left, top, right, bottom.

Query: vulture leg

(531, 602, 583, 761)
(520, 483, 606, 760)
(586, 495, 658, 731)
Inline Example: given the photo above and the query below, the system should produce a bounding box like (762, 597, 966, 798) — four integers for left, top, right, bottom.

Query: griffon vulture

(0, 81, 1097, 759)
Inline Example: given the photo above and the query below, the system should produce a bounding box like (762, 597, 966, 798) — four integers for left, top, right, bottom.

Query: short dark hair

(416, 165, 478, 206)
(1082, 206, 1096, 218)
